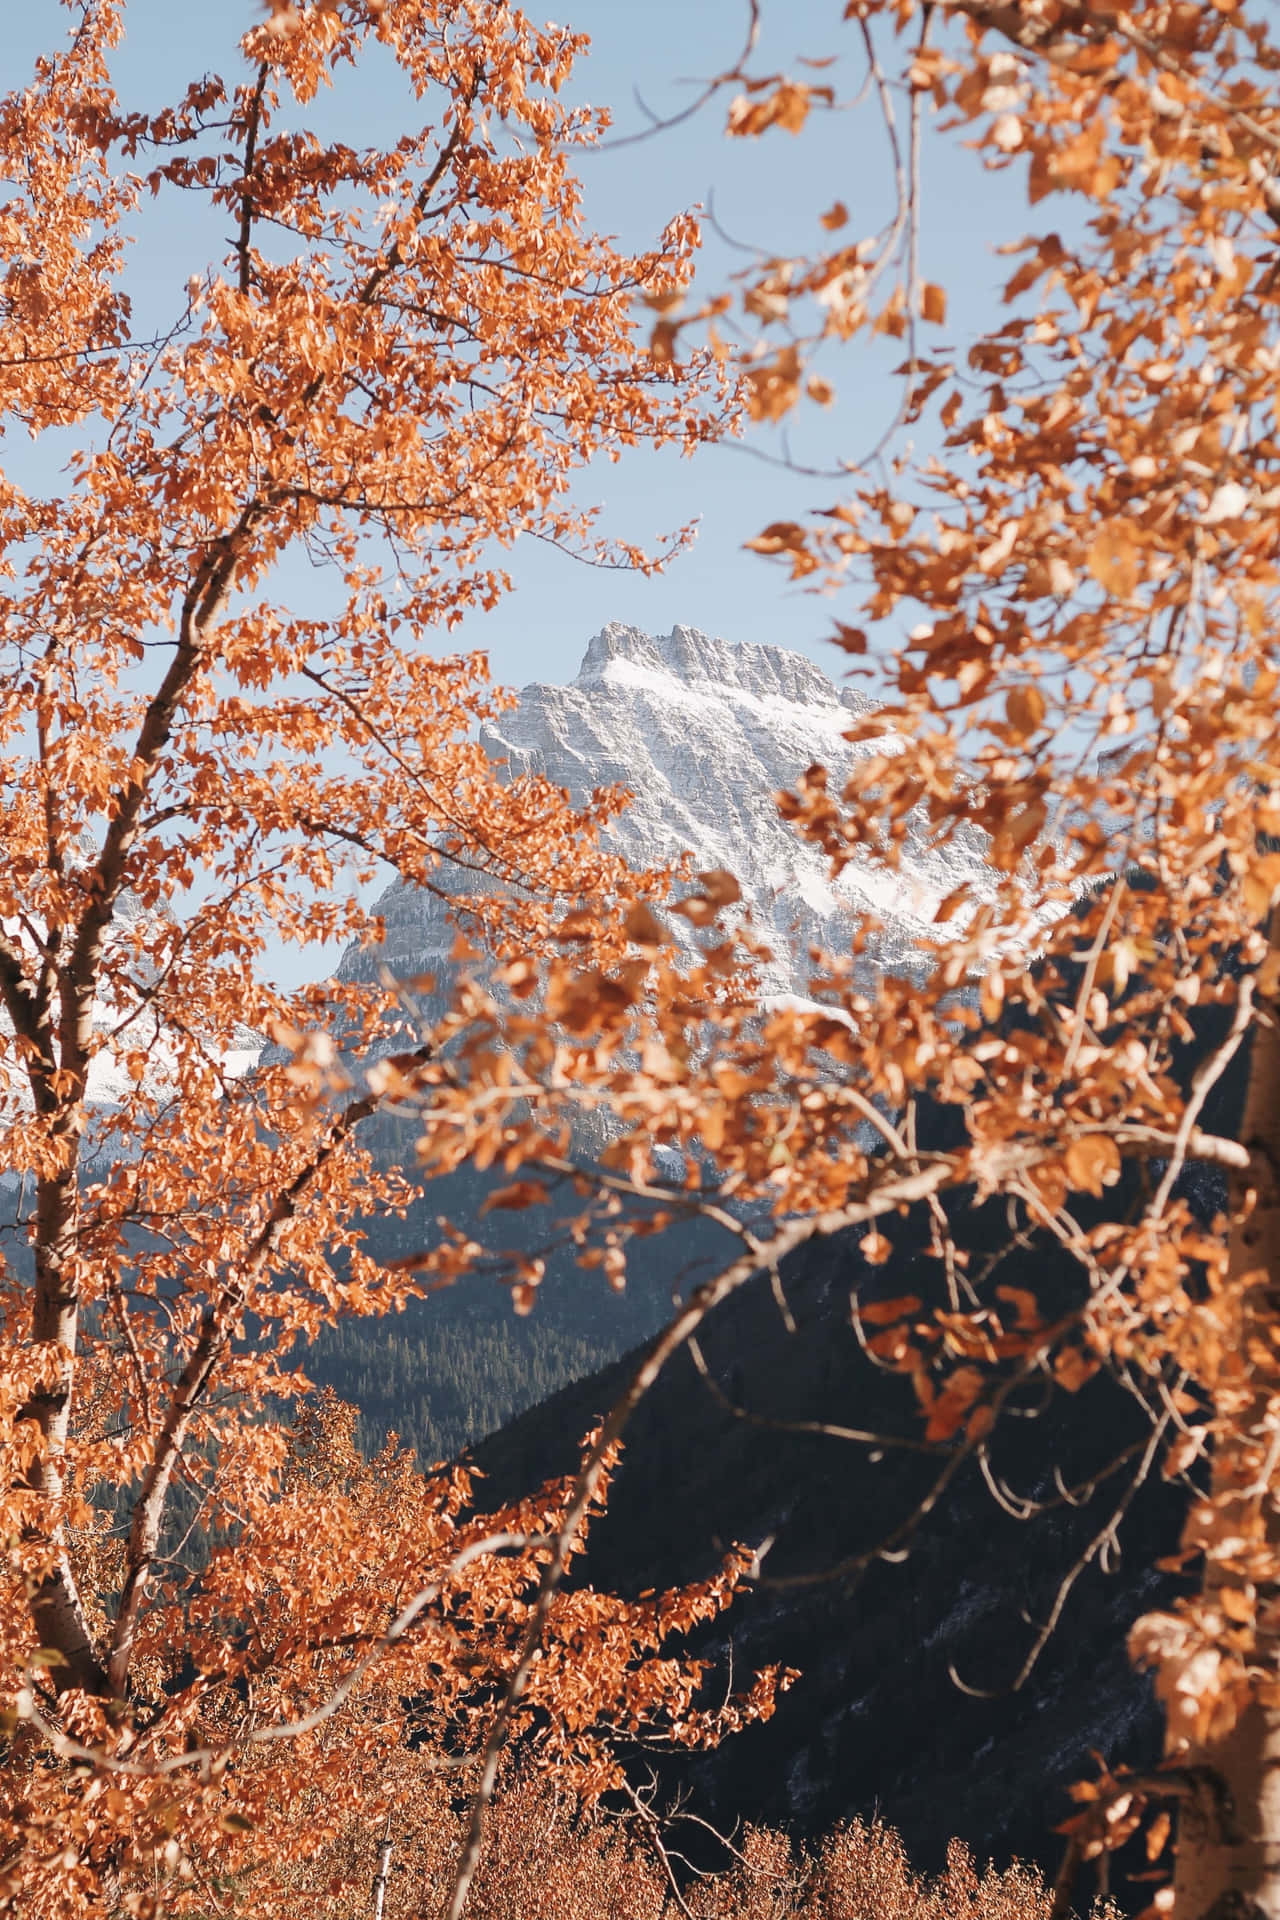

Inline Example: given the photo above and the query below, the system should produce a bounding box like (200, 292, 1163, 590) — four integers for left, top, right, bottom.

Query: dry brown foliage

(232, 1777, 1087, 1920)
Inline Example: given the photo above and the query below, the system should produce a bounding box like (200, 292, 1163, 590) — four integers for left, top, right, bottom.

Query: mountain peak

(574, 622, 867, 712)
(342, 622, 997, 997)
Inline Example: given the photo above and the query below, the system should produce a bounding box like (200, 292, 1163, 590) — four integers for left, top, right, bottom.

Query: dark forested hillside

(466, 1188, 1189, 1897)
(299, 1110, 739, 1461)
(304, 1310, 606, 1466)
(450, 1003, 1248, 1894)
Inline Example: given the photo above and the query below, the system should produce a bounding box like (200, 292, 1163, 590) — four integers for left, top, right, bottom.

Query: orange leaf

(924, 1366, 984, 1442)
(921, 282, 947, 325)
(1006, 684, 1046, 740)
(996, 1284, 1041, 1329)
(1243, 853, 1280, 920)
(1007, 798, 1047, 850)
(482, 1180, 551, 1214)
(694, 868, 742, 908)
(858, 1291, 920, 1321)
(1086, 526, 1140, 599)
(1064, 1134, 1122, 1197)
(859, 1233, 894, 1266)
(1145, 1812, 1172, 1862)
(624, 902, 666, 947)
(1054, 1345, 1100, 1393)
(1162, 1428, 1206, 1477)
(745, 521, 809, 556)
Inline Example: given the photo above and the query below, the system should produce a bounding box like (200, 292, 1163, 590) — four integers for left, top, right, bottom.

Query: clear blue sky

(12, 0, 1027, 694)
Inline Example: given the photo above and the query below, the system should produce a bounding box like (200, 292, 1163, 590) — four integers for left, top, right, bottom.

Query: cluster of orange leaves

(2, 1392, 785, 1916)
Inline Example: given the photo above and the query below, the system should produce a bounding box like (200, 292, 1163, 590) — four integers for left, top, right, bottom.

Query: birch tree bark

(1174, 910, 1280, 1920)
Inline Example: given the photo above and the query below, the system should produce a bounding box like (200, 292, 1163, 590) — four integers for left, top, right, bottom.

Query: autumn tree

(0, 0, 787, 1911)
(17, 2, 1280, 1916)
(335, 6, 1280, 1919)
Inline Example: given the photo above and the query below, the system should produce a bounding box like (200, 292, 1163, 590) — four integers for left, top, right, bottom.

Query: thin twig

(1147, 976, 1255, 1223)
(952, 1408, 1169, 1697)
(596, 0, 761, 152)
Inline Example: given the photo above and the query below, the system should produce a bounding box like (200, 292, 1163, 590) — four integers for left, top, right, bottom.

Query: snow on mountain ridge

(0, 853, 263, 1122)
(575, 621, 870, 712)
(339, 624, 997, 998)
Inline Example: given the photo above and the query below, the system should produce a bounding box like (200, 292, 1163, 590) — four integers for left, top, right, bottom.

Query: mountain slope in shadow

(466, 1166, 1209, 1890)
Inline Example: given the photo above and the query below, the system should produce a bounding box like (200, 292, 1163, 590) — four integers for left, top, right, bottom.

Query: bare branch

(596, 1, 761, 152)
(235, 64, 270, 299)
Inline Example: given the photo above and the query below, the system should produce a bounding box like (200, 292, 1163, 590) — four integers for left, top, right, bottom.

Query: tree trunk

(372, 1816, 393, 1920)
(23, 1151, 107, 1697)
(1174, 908, 1280, 1920)
(1173, 1709, 1280, 1920)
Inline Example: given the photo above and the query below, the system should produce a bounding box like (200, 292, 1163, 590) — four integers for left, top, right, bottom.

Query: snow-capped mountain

(338, 622, 995, 997)
(0, 877, 260, 1131)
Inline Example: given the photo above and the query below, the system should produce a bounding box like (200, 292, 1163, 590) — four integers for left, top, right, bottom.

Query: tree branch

(106, 1046, 431, 1696)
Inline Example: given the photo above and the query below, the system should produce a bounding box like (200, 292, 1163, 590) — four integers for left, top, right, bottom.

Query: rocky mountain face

(337, 621, 995, 1001)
